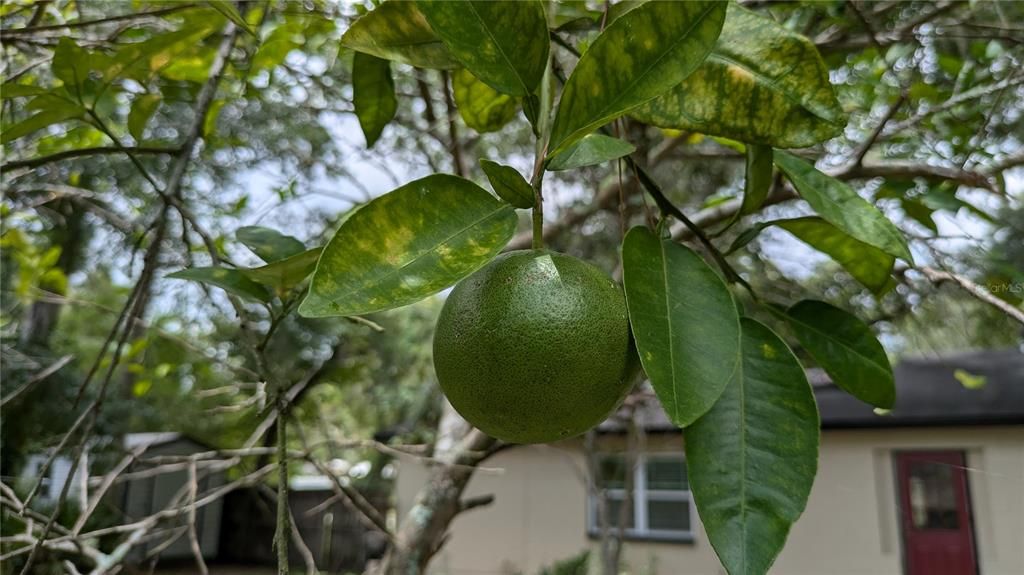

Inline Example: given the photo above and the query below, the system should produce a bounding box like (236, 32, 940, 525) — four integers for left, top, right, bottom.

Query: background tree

(1, 1, 1022, 575)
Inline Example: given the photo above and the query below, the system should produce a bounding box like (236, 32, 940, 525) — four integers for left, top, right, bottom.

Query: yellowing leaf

(633, 5, 845, 148)
(548, 1, 726, 157)
(341, 1, 458, 69)
(452, 68, 518, 134)
(353, 53, 397, 147)
(299, 175, 517, 317)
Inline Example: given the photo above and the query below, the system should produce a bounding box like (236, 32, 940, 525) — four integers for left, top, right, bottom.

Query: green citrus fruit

(433, 249, 636, 444)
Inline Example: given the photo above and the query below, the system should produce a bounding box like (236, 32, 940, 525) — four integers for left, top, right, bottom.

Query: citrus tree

(2, 1, 1022, 575)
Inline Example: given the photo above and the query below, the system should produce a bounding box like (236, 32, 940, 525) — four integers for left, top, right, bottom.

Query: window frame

(587, 452, 695, 543)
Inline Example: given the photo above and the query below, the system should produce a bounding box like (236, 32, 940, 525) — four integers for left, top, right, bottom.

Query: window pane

(647, 499, 690, 532)
(596, 496, 634, 529)
(646, 458, 687, 491)
(908, 461, 959, 530)
(597, 455, 627, 489)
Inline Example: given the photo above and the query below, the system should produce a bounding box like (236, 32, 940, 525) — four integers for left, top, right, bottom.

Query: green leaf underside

(236, 226, 306, 263)
(168, 267, 272, 303)
(1, 105, 84, 144)
(774, 151, 913, 263)
(622, 226, 741, 427)
(547, 0, 726, 157)
(786, 300, 895, 408)
(417, 0, 548, 97)
(546, 133, 636, 172)
(480, 159, 534, 209)
(239, 248, 322, 291)
(353, 52, 398, 147)
(779, 218, 895, 292)
(340, 1, 458, 69)
(2, 83, 49, 98)
(633, 5, 845, 148)
(452, 69, 518, 133)
(729, 217, 895, 293)
(685, 318, 819, 575)
(742, 144, 773, 215)
(299, 174, 517, 318)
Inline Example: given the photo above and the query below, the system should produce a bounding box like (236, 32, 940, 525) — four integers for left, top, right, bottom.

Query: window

(588, 453, 693, 542)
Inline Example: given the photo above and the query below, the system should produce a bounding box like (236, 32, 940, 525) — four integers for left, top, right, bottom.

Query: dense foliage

(2, 1, 1022, 574)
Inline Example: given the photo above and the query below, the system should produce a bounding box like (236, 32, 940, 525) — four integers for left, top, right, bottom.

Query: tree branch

(917, 266, 1024, 326)
(2, 146, 179, 172)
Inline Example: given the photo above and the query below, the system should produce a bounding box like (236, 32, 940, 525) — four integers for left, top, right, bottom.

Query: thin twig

(917, 266, 1024, 326)
(0, 354, 73, 408)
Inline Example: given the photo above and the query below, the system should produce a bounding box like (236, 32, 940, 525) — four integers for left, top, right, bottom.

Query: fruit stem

(531, 167, 545, 250)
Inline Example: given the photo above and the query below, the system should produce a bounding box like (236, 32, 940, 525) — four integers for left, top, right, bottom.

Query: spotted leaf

(547, 0, 726, 158)
(299, 175, 517, 317)
(633, 5, 845, 148)
(452, 69, 518, 133)
(340, 1, 458, 69)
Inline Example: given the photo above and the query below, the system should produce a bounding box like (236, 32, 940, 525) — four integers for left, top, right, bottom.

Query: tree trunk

(374, 402, 496, 574)
(19, 199, 88, 348)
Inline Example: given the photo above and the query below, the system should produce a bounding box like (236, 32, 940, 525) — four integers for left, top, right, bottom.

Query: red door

(896, 451, 978, 575)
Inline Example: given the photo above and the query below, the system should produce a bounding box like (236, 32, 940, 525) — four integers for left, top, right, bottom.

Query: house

(119, 433, 226, 563)
(395, 349, 1024, 575)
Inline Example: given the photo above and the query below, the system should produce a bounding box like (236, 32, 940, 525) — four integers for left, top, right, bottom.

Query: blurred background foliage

(1, 0, 1022, 532)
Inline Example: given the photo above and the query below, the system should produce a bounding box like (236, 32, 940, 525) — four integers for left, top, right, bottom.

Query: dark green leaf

(299, 174, 517, 318)
(1, 84, 48, 99)
(742, 143, 773, 215)
(127, 93, 161, 142)
(901, 197, 938, 234)
(786, 300, 895, 408)
(203, 99, 225, 138)
(451, 68, 518, 133)
(1, 105, 84, 144)
(479, 159, 534, 209)
(206, 0, 257, 37)
(622, 226, 741, 427)
(547, 1, 726, 157)
(239, 248, 322, 292)
(167, 267, 273, 303)
(353, 52, 397, 148)
(633, 5, 845, 148)
(417, 0, 549, 96)
(236, 226, 306, 263)
(546, 133, 635, 172)
(340, 1, 458, 69)
(774, 151, 913, 263)
(52, 38, 92, 99)
(686, 318, 819, 575)
(112, 23, 222, 82)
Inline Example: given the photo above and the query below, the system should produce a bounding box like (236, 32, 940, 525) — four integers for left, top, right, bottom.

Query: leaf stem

(530, 37, 556, 250)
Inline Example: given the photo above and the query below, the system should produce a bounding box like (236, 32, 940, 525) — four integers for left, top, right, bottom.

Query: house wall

(395, 425, 1024, 575)
(121, 439, 225, 562)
